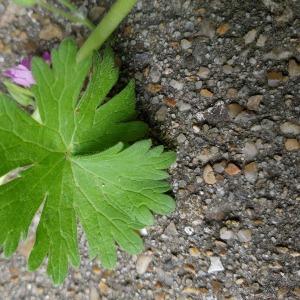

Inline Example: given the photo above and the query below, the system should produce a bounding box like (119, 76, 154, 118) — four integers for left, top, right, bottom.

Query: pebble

(220, 227, 235, 240)
(164, 97, 177, 107)
(267, 71, 283, 87)
(263, 48, 292, 61)
(39, 23, 63, 40)
(197, 66, 210, 79)
(280, 121, 300, 135)
(198, 20, 215, 39)
(88, 6, 105, 22)
(256, 34, 267, 47)
(197, 146, 219, 163)
(149, 66, 162, 83)
(227, 103, 243, 118)
(213, 161, 226, 173)
(155, 106, 168, 122)
(184, 226, 194, 236)
(244, 29, 257, 44)
(164, 221, 178, 236)
(247, 95, 263, 111)
(216, 23, 230, 35)
(208, 257, 224, 273)
(181, 39, 192, 50)
(146, 83, 162, 94)
(244, 162, 258, 183)
(288, 59, 300, 77)
(243, 142, 258, 160)
(189, 247, 201, 257)
(224, 163, 241, 176)
(223, 64, 233, 74)
(226, 88, 238, 99)
(285, 139, 300, 151)
(98, 281, 109, 295)
(203, 164, 217, 185)
(237, 229, 252, 242)
(183, 287, 208, 296)
(136, 254, 152, 274)
(177, 101, 191, 112)
(170, 79, 184, 90)
(200, 88, 214, 97)
(177, 133, 187, 144)
(89, 286, 100, 300)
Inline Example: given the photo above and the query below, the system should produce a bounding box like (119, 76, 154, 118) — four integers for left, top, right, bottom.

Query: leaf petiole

(77, 0, 138, 62)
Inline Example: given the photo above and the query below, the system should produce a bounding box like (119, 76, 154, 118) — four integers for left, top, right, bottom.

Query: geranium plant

(0, 0, 175, 284)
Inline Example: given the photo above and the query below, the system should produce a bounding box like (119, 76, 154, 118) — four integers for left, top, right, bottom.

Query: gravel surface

(0, 0, 300, 299)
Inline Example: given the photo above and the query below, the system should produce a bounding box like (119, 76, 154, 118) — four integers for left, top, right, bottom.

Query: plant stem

(57, 0, 77, 12)
(76, 0, 137, 62)
(39, 0, 95, 30)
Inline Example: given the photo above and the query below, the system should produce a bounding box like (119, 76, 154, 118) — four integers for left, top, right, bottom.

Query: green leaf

(0, 39, 175, 284)
(12, 0, 37, 7)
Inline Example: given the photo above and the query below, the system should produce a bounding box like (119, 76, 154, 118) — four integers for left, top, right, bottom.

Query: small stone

(165, 222, 178, 236)
(288, 59, 300, 77)
(146, 83, 162, 94)
(89, 6, 105, 22)
(195, 81, 203, 89)
(267, 71, 283, 87)
(224, 163, 241, 176)
(89, 286, 100, 300)
(92, 265, 101, 275)
(200, 88, 214, 97)
(285, 139, 300, 151)
(149, 66, 162, 83)
(223, 64, 233, 74)
(247, 95, 263, 111)
(227, 103, 243, 118)
(237, 229, 252, 242)
(184, 226, 194, 236)
(197, 66, 210, 79)
(293, 288, 300, 297)
(177, 133, 186, 144)
(256, 34, 267, 47)
(216, 23, 230, 35)
(136, 254, 152, 274)
(213, 161, 226, 173)
(244, 162, 258, 183)
(198, 20, 215, 39)
(220, 227, 234, 240)
(177, 101, 191, 112)
(263, 48, 292, 61)
(139, 228, 148, 236)
(98, 281, 109, 295)
(39, 23, 63, 41)
(280, 121, 300, 135)
(197, 147, 219, 163)
(203, 164, 217, 185)
(208, 256, 224, 273)
(183, 287, 208, 296)
(189, 247, 201, 257)
(243, 142, 258, 160)
(170, 79, 184, 91)
(244, 29, 257, 44)
(226, 88, 238, 99)
(164, 97, 177, 107)
(181, 39, 192, 50)
(155, 106, 168, 122)
(192, 125, 200, 133)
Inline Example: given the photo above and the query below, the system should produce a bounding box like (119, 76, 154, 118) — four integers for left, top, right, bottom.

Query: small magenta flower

(3, 52, 51, 88)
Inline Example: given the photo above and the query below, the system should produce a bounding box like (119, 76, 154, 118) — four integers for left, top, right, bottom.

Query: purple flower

(3, 52, 51, 88)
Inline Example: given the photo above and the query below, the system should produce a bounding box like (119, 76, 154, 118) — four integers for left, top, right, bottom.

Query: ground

(0, 0, 300, 299)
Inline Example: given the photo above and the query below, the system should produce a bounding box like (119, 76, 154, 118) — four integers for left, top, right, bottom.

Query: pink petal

(3, 64, 36, 87)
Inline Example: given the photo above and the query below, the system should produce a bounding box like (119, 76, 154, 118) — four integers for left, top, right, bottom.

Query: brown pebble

(227, 103, 243, 118)
(146, 83, 162, 94)
(216, 23, 230, 35)
(39, 23, 63, 41)
(183, 287, 208, 296)
(203, 164, 217, 184)
(267, 71, 283, 87)
(247, 95, 263, 111)
(189, 247, 201, 257)
(98, 281, 109, 295)
(224, 163, 241, 176)
(164, 97, 177, 107)
(200, 88, 214, 97)
(288, 59, 300, 77)
(285, 139, 300, 151)
(226, 88, 238, 99)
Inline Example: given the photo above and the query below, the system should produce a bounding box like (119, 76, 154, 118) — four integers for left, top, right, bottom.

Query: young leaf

(0, 39, 175, 284)
(12, 0, 37, 7)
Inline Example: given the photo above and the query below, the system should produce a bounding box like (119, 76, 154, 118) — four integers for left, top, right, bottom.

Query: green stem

(56, 0, 77, 12)
(39, 0, 95, 30)
(76, 0, 137, 62)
